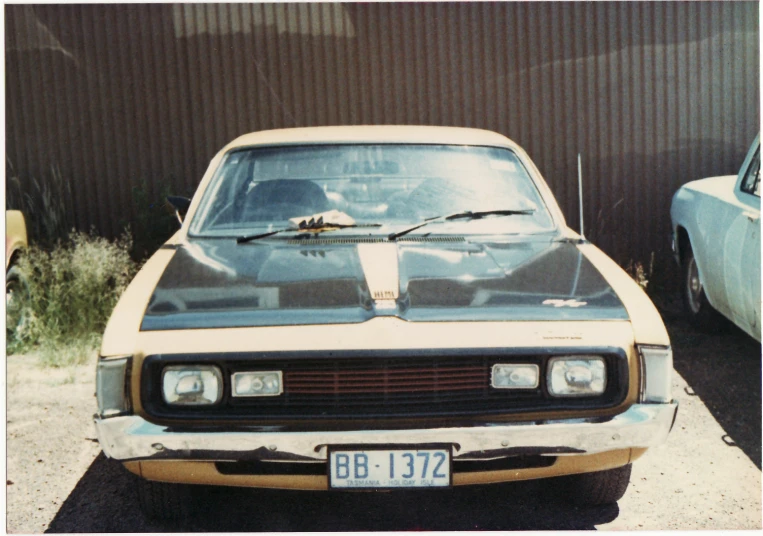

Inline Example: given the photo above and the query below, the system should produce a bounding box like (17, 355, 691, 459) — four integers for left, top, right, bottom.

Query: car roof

(223, 125, 519, 151)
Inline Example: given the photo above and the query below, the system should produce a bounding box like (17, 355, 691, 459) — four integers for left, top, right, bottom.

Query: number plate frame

(327, 444, 453, 490)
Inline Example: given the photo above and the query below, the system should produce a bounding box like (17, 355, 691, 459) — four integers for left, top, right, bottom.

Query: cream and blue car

(94, 126, 677, 521)
(671, 135, 761, 341)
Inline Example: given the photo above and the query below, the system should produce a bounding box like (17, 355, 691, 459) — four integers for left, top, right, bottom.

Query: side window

(741, 147, 760, 197)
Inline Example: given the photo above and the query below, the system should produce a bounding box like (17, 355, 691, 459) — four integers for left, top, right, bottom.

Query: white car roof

(223, 125, 520, 151)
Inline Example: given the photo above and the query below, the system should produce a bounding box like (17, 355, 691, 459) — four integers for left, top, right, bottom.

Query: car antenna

(577, 153, 586, 241)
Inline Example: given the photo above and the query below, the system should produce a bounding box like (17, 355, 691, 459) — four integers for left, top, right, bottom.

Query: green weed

(7, 230, 137, 362)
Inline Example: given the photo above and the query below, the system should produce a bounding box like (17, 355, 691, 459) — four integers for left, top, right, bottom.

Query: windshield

(190, 144, 556, 237)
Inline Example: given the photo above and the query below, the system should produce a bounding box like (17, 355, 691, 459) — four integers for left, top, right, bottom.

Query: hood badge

(372, 290, 397, 310)
(543, 298, 588, 308)
(358, 244, 400, 311)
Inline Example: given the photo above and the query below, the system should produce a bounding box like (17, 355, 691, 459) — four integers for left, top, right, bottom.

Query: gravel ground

(6, 352, 101, 533)
(5, 317, 761, 532)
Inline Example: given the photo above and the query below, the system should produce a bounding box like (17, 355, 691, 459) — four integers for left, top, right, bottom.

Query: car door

(735, 139, 761, 340)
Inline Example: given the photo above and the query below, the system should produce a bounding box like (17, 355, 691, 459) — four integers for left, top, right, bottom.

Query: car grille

(284, 364, 489, 394)
(142, 350, 628, 422)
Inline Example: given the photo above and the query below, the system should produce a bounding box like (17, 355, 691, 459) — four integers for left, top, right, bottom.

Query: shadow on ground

(47, 454, 618, 532)
(662, 309, 762, 469)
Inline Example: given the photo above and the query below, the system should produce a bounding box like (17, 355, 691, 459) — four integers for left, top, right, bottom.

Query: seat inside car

(243, 179, 330, 221)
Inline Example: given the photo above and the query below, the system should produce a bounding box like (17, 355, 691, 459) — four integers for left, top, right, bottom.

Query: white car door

(735, 140, 761, 340)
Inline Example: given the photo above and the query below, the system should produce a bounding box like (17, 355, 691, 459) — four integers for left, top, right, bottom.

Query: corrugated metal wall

(5, 2, 759, 264)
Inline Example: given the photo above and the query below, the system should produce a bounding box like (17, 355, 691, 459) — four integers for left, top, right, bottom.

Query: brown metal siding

(5, 2, 759, 264)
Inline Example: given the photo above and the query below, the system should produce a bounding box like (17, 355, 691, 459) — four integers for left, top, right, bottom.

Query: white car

(670, 134, 761, 341)
(94, 126, 677, 521)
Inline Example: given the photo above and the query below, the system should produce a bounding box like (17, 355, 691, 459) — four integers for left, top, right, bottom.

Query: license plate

(329, 446, 452, 489)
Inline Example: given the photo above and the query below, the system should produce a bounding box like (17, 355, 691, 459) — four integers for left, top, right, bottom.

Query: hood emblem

(543, 298, 588, 308)
(357, 243, 400, 310)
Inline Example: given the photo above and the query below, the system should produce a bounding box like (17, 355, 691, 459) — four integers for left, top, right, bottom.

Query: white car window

(741, 147, 760, 197)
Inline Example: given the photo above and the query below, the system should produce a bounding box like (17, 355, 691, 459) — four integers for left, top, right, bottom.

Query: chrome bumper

(95, 403, 677, 462)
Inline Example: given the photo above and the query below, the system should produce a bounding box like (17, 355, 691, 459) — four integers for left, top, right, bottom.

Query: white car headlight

(491, 364, 539, 389)
(639, 346, 673, 403)
(96, 357, 132, 417)
(547, 356, 607, 397)
(232, 371, 283, 397)
(162, 365, 223, 405)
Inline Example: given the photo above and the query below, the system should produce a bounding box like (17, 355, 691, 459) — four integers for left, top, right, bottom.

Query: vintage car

(6, 210, 28, 334)
(670, 135, 761, 341)
(94, 126, 677, 521)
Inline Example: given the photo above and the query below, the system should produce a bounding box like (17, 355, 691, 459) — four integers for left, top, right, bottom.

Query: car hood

(140, 237, 628, 331)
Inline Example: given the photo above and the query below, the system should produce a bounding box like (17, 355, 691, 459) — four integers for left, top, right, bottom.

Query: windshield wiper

(387, 208, 536, 241)
(237, 220, 381, 243)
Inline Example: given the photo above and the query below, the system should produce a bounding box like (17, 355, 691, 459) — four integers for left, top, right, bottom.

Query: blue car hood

(140, 237, 628, 331)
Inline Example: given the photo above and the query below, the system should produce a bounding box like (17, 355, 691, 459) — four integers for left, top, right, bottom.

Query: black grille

(141, 349, 628, 422)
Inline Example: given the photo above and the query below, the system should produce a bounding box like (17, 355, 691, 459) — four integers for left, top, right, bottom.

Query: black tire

(5, 264, 29, 338)
(136, 478, 192, 522)
(681, 244, 723, 331)
(562, 464, 632, 507)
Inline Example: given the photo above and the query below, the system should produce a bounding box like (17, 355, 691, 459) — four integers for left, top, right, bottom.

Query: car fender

(578, 242, 670, 347)
(5, 210, 28, 270)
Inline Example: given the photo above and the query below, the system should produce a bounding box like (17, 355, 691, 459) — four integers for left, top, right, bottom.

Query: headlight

(639, 346, 673, 403)
(232, 371, 283, 397)
(491, 364, 539, 389)
(162, 365, 223, 405)
(96, 357, 131, 417)
(547, 356, 606, 397)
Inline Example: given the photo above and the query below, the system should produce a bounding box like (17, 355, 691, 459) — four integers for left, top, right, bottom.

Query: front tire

(563, 464, 632, 507)
(682, 244, 723, 331)
(6, 264, 29, 339)
(136, 478, 192, 522)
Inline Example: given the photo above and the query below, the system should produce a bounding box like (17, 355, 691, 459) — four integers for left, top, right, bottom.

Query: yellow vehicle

(94, 126, 677, 521)
(6, 210, 28, 333)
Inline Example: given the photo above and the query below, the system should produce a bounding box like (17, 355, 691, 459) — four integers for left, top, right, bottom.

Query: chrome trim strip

(95, 403, 677, 462)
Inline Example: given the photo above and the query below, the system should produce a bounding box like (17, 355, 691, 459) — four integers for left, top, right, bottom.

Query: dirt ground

(5, 314, 762, 532)
(5, 352, 102, 533)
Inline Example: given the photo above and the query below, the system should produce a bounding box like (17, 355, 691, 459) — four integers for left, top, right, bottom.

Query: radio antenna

(577, 153, 585, 240)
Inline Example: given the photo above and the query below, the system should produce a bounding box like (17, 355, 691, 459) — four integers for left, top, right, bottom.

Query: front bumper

(95, 403, 677, 462)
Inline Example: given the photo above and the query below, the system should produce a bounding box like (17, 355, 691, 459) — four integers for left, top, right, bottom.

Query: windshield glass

(190, 144, 556, 237)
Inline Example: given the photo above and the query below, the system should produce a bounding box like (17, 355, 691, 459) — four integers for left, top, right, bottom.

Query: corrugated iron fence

(5, 2, 759, 264)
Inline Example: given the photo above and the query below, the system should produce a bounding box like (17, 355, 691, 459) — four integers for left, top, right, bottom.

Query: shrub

(7, 230, 137, 362)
